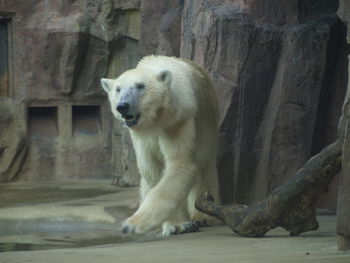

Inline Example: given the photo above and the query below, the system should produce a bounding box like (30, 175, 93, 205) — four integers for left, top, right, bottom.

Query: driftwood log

(196, 140, 342, 237)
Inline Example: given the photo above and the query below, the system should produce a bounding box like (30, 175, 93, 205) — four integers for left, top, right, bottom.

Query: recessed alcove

(72, 105, 101, 136)
(28, 106, 58, 138)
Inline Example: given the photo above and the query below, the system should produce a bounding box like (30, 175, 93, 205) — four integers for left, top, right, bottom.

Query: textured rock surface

(0, 0, 140, 182)
(0, 0, 348, 211)
(0, 99, 27, 182)
(180, 0, 347, 207)
(337, 0, 350, 251)
(139, 0, 182, 56)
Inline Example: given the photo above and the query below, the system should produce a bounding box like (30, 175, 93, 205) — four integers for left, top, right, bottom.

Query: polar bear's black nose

(116, 102, 130, 114)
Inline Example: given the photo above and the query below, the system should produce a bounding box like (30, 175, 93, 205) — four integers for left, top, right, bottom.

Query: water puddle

(0, 184, 118, 208)
(0, 182, 140, 252)
(0, 220, 135, 252)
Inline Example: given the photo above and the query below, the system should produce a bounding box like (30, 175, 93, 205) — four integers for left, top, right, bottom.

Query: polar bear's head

(101, 68, 172, 129)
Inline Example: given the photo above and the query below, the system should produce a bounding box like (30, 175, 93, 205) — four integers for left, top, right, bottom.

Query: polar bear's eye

(136, 83, 145, 90)
(116, 87, 121, 93)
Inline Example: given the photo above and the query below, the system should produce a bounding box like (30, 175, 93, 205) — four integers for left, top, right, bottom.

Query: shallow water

(0, 220, 134, 252)
(0, 184, 118, 208)
(0, 181, 139, 252)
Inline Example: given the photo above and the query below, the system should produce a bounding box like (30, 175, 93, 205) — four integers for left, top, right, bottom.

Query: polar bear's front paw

(162, 221, 200, 236)
(121, 213, 158, 234)
(121, 222, 137, 234)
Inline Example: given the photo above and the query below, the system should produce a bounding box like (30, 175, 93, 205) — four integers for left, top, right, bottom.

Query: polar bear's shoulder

(137, 55, 191, 72)
(137, 55, 182, 65)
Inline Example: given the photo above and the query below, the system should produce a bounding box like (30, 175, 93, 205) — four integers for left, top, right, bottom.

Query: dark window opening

(0, 19, 9, 97)
(72, 105, 101, 136)
(28, 107, 58, 138)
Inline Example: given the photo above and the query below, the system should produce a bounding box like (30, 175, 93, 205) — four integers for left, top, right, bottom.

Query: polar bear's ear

(100, 78, 114, 93)
(157, 70, 172, 84)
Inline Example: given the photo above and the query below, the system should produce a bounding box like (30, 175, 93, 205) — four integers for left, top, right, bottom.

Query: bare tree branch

(196, 140, 342, 237)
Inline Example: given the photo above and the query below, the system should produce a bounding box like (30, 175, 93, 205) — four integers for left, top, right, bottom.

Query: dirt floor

(0, 181, 349, 263)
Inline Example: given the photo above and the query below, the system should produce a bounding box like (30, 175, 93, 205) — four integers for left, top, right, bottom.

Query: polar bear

(101, 56, 220, 236)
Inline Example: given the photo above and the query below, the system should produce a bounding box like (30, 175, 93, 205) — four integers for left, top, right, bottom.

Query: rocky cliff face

(337, 0, 350, 251)
(137, 0, 347, 208)
(0, 0, 347, 210)
(0, 99, 27, 181)
(178, 0, 347, 208)
(0, 0, 141, 183)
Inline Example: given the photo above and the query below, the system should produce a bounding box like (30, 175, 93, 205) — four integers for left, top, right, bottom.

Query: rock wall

(0, 0, 347, 211)
(179, 0, 347, 207)
(0, 99, 27, 182)
(337, 0, 350, 251)
(0, 0, 141, 182)
(134, 0, 348, 209)
(139, 0, 182, 56)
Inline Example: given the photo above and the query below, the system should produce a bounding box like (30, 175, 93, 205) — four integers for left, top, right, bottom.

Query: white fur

(101, 56, 220, 235)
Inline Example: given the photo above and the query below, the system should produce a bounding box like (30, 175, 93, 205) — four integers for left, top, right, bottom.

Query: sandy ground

(0, 181, 349, 263)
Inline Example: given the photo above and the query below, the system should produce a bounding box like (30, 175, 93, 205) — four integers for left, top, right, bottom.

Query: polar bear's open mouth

(122, 113, 140, 127)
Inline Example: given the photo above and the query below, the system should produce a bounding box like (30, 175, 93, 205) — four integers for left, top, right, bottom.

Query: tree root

(196, 140, 342, 237)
